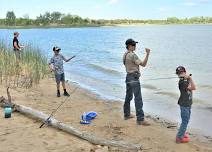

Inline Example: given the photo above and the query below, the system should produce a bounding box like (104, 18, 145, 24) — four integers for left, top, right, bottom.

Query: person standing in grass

(13, 32, 24, 60)
(175, 66, 196, 143)
(123, 38, 151, 126)
(49, 46, 75, 97)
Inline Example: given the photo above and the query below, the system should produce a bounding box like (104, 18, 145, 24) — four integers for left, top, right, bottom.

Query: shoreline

(0, 23, 212, 29)
(0, 78, 212, 151)
(68, 78, 212, 138)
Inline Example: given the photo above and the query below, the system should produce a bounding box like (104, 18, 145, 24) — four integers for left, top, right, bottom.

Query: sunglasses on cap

(53, 46, 61, 52)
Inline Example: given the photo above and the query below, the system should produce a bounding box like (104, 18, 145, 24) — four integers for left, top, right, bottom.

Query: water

(1, 25, 212, 136)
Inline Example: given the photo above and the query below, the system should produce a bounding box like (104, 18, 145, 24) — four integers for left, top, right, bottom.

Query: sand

(0, 78, 212, 152)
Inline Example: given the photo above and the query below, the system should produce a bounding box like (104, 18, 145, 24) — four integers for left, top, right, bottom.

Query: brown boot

(124, 115, 135, 120)
(137, 120, 150, 126)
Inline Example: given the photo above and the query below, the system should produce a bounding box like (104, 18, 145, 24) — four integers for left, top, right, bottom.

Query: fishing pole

(39, 86, 78, 128)
(125, 74, 192, 84)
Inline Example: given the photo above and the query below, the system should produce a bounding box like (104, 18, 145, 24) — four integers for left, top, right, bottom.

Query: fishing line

(39, 86, 78, 128)
(125, 74, 192, 84)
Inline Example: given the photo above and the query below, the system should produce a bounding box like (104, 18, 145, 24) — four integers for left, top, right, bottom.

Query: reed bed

(0, 40, 48, 88)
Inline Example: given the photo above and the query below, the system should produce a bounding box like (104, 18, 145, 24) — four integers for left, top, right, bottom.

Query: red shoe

(184, 133, 189, 138)
(176, 137, 190, 143)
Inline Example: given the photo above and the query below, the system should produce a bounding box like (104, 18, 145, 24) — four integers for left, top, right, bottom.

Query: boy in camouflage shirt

(49, 46, 75, 97)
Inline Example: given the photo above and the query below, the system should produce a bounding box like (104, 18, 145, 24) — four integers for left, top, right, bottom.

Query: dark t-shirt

(178, 78, 193, 107)
(13, 37, 20, 50)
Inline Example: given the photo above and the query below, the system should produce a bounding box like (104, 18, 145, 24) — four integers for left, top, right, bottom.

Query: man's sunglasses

(131, 43, 136, 46)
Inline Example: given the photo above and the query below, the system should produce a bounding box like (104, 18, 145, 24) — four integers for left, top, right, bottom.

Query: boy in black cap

(123, 38, 151, 126)
(175, 66, 196, 143)
(49, 46, 75, 97)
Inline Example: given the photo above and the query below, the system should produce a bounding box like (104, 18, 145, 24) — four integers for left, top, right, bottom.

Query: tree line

(0, 11, 212, 27)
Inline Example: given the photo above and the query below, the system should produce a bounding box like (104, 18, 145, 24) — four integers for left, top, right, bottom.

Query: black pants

(124, 74, 144, 121)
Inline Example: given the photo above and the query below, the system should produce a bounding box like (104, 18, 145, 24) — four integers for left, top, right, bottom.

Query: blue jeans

(177, 106, 191, 138)
(124, 74, 144, 121)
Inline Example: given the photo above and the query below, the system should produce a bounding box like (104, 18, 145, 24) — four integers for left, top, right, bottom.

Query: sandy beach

(1, 78, 212, 152)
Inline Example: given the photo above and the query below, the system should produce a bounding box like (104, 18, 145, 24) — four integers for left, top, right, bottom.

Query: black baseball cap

(125, 38, 138, 46)
(53, 46, 61, 51)
(176, 66, 186, 74)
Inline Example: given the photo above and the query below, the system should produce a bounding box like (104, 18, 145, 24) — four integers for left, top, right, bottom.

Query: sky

(0, 0, 211, 19)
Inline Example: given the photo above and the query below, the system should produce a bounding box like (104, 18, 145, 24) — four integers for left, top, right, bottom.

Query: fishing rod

(126, 74, 192, 84)
(143, 76, 178, 81)
(39, 86, 78, 128)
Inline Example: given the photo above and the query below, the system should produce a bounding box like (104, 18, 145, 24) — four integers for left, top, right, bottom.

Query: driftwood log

(0, 96, 142, 151)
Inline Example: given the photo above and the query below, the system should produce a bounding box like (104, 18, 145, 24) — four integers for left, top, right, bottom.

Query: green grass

(0, 40, 48, 88)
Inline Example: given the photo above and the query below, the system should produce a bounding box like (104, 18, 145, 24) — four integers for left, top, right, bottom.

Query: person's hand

(185, 74, 191, 80)
(49, 68, 53, 72)
(49, 65, 55, 72)
(145, 48, 151, 54)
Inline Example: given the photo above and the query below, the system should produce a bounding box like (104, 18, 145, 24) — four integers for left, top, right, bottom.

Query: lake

(1, 25, 212, 136)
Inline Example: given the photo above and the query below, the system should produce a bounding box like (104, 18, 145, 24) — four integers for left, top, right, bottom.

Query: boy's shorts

(55, 73, 65, 84)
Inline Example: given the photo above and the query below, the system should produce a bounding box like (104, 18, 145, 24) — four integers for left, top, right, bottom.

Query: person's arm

(63, 55, 76, 62)
(14, 42, 21, 50)
(140, 48, 150, 67)
(187, 76, 196, 90)
(20, 45, 25, 48)
(48, 58, 55, 72)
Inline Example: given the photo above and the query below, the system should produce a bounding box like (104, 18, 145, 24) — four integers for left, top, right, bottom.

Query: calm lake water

(1, 25, 212, 136)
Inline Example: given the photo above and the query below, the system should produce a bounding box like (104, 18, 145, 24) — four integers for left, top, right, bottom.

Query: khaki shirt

(123, 51, 142, 73)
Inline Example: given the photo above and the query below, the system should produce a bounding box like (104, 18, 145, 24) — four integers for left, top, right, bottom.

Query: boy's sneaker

(64, 91, 70, 96)
(57, 92, 61, 97)
(137, 120, 150, 126)
(124, 115, 135, 120)
(184, 133, 189, 138)
(176, 137, 190, 143)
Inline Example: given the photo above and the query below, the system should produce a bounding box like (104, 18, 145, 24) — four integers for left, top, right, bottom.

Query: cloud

(158, 7, 168, 13)
(108, 0, 120, 5)
(199, 0, 210, 3)
(94, 5, 101, 11)
(183, 0, 210, 7)
(183, 2, 198, 6)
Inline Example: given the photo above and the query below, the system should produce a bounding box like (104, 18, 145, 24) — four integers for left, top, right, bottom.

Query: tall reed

(0, 40, 48, 88)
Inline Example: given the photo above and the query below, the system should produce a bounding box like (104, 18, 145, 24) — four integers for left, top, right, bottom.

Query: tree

(167, 17, 180, 24)
(35, 12, 51, 25)
(51, 12, 62, 23)
(6, 11, 16, 26)
(61, 14, 74, 24)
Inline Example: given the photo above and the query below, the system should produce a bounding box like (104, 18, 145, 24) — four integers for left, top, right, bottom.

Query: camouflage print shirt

(49, 54, 66, 75)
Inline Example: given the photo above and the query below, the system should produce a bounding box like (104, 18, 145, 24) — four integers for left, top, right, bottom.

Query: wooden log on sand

(0, 96, 142, 151)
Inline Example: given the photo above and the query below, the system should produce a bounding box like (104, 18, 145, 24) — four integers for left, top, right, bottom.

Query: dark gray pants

(14, 49, 21, 60)
(124, 74, 144, 121)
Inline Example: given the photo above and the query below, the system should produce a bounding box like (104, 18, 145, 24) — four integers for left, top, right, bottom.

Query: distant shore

(1, 23, 212, 29)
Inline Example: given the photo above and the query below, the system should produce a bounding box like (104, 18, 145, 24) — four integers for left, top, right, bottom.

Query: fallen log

(0, 97, 142, 151)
